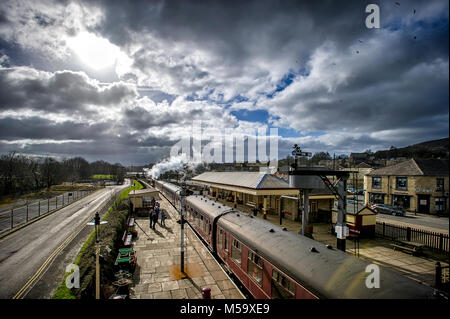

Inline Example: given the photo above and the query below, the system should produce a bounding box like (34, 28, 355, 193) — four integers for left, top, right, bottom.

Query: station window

(231, 238, 241, 265)
(247, 250, 263, 285)
(218, 228, 223, 247)
(271, 269, 295, 299)
(396, 177, 407, 191)
(372, 177, 382, 189)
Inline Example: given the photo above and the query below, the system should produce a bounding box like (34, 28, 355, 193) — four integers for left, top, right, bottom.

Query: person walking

(160, 209, 167, 227)
(149, 208, 155, 229)
(152, 209, 158, 229)
(155, 205, 160, 224)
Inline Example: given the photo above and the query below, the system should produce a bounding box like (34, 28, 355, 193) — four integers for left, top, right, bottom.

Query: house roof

(191, 171, 293, 189)
(357, 162, 372, 169)
(367, 158, 449, 176)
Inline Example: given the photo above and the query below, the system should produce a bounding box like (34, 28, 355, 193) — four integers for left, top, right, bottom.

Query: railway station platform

(129, 195, 244, 299)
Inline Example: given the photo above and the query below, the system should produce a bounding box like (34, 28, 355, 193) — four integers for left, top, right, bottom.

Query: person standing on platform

(253, 206, 258, 217)
(160, 209, 167, 227)
(151, 209, 158, 229)
(149, 208, 155, 229)
(155, 205, 160, 224)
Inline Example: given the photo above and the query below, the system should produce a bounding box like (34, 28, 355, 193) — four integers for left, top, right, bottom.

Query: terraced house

(364, 158, 449, 214)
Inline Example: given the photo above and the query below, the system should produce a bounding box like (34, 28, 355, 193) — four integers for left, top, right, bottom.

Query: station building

(129, 187, 160, 214)
(191, 171, 335, 221)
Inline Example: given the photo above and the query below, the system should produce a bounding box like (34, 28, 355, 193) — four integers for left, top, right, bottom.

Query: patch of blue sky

(275, 127, 326, 138)
(266, 67, 310, 99)
(230, 109, 269, 123)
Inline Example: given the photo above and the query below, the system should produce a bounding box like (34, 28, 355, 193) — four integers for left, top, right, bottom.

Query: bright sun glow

(66, 32, 121, 70)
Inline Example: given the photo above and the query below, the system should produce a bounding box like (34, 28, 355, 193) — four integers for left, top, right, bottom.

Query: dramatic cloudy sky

(0, 0, 448, 165)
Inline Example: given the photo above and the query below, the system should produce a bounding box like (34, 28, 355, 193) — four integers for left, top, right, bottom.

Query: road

(0, 181, 129, 299)
(0, 190, 92, 233)
(347, 196, 449, 233)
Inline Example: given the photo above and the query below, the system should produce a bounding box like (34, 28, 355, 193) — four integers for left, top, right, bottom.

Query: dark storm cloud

(123, 106, 205, 130)
(0, 0, 448, 165)
(0, 116, 109, 140)
(0, 67, 136, 113)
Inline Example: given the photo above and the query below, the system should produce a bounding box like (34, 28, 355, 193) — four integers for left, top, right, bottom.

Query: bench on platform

(391, 241, 423, 256)
(122, 230, 132, 247)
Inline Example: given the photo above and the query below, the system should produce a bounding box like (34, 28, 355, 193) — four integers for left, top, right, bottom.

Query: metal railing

(0, 190, 94, 234)
(376, 222, 449, 252)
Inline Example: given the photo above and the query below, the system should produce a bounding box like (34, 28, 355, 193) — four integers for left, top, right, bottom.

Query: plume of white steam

(144, 154, 188, 179)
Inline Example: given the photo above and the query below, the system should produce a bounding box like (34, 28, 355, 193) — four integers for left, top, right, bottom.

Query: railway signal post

(87, 212, 107, 299)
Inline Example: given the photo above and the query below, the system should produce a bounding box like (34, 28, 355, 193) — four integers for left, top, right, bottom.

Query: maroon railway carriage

(155, 181, 437, 299)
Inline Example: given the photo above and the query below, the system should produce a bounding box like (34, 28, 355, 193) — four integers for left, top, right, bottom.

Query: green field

(92, 174, 116, 180)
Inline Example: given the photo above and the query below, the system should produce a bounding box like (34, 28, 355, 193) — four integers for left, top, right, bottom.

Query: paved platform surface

(129, 196, 244, 299)
(211, 196, 449, 288)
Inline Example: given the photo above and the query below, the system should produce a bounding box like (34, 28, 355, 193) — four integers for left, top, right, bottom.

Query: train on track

(152, 179, 439, 299)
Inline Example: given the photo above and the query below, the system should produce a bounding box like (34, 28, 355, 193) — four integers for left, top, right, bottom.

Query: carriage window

(218, 228, 223, 247)
(224, 232, 228, 251)
(271, 269, 295, 299)
(247, 250, 263, 285)
(208, 222, 212, 235)
(231, 238, 242, 265)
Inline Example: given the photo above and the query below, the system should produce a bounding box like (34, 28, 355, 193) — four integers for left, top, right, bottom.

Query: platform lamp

(87, 212, 107, 299)
(180, 179, 187, 276)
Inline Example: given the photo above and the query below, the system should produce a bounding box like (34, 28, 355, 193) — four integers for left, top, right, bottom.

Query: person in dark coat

(155, 206, 160, 224)
(253, 206, 258, 217)
(149, 208, 155, 229)
(151, 209, 158, 229)
(160, 209, 167, 227)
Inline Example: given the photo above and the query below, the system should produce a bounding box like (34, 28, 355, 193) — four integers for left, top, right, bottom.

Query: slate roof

(368, 158, 449, 176)
(191, 171, 293, 189)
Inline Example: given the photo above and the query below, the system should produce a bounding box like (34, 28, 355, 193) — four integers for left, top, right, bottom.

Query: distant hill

(374, 137, 449, 159)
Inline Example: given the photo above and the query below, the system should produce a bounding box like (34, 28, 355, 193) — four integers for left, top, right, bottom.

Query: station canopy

(191, 172, 299, 196)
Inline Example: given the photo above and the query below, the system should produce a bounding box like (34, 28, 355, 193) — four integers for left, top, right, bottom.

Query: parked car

(370, 204, 406, 216)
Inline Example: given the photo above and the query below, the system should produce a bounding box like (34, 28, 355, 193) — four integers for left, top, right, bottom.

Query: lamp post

(87, 212, 107, 299)
(180, 180, 187, 275)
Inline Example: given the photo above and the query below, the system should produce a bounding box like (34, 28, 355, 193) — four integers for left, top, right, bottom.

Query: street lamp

(87, 212, 107, 299)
